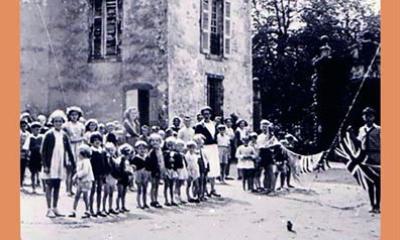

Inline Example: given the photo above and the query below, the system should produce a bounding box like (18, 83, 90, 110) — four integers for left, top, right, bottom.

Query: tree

(252, 0, 380, 152)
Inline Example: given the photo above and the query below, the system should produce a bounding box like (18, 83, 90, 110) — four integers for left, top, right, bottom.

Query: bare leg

(142, 183, 148, 206)
(73, 189, 82, 211)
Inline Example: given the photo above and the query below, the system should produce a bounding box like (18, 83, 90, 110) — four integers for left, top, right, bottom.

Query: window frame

(89, 0, 122, 63)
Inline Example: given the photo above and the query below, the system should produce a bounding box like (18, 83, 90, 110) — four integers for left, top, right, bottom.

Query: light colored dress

(63, 121, 85, 167)
(75, 157, 95, 192)
(42, 129, 66, 180)
(236, 144, 256, 170)
(185, 151, 200, 180)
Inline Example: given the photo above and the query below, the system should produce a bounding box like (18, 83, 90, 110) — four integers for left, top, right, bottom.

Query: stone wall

(167, 0, 253, 123)
(20, 0, 169, 125)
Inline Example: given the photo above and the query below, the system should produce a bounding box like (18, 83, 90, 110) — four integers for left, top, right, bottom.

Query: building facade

(21, 0, 253, 127)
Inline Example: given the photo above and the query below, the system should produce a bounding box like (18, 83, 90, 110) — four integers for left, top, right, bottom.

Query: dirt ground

(20, 163, 380, 240)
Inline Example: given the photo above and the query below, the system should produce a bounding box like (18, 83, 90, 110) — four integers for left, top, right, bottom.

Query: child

(193, 134, 209, 201)
(41, 110, 75, 218)
(20, 118, 30, 188)
(163, 137, 178, 206)
(89, 132, 108, 217)
(64, 106, 85, 197)
(116, 144, 134, 213)
(236, 136, 257, 192)
(185, 141, 201, 203)
(68, 144, 94, 218)
(249, 132, 262, 191)
(105, 122, 118, 147)
(102, 142, 119, 215)
(174, 139, 189, 204)
(146, 133, 164, 208)
(84, 119, 99, 145)
(177, 116, 195, 144)
(22, 122, 44, 194)
(217, 125, 230, 183)
(130, 140, 151, 209)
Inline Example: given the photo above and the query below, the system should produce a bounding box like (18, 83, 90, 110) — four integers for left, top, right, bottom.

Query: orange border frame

(0, 0, 399, 239)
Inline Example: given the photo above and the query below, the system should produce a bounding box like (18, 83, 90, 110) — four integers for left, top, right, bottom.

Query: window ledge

(204, 54, 225, 62)
(88, 56, 122, 63)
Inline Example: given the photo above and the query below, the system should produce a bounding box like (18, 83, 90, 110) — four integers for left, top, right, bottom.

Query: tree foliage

(252, 0, 380, 144)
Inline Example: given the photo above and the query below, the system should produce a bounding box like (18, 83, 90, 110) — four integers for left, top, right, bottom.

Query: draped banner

(335, 133, 380, 191)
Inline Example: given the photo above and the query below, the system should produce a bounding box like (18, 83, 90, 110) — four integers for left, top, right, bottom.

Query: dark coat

(41, 129, 75, 171)
(194, 122, 217, 145)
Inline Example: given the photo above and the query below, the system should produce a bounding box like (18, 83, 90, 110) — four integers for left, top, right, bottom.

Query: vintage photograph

(20, 0, 380, 239)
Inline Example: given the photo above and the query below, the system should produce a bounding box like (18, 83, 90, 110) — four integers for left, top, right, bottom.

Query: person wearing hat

(217, 124, 230, 183)
(256, 119, 278, 193)
(194, 106, 221, 197)
(64, 106, 85, 197)
(22, 122, 44, 194)
(84, 119, 99, 145)
(41, 109, 75, 218)
(178, 116, 195, 144)
(130, 140, 151, 209)
(349, 107, 381, 213)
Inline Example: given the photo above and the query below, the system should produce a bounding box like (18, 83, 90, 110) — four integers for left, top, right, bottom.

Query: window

(89, 0, 122, 62)
(207, 74, 224, 117)
(201, 0, 231, 58)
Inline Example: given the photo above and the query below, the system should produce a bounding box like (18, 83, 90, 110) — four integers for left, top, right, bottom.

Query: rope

(35, 3, 67, 105)
(319, 44, 381, 164)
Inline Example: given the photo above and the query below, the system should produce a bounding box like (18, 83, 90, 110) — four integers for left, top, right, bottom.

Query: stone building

(21, 0, 253, 127)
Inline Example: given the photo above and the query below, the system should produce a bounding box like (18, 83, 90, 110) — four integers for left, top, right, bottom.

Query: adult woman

(123, 107, 141, 147)
(41, 110, 75, 218)
(194, 106, 221, 197)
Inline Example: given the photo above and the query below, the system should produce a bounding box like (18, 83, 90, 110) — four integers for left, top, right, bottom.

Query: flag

(335, 133, 380, 191)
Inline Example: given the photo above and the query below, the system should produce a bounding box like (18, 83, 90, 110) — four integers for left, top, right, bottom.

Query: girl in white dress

(185, 141, 200, 203)
(41, 110, 75, 218)
(64, 106, 85, 196)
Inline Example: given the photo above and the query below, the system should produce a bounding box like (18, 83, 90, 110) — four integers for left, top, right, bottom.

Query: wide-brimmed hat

(66, 106, 83, 117)
(85, 119, 99, 129)
(49, 109, 67, 123)
(200, 106, 213, 115)
(362, 107, 376, 116)
(236, 119, 248, 126)
(29, 121, 42, 129)
(260, 119, 272, 126)
(135, 140, 148, 148)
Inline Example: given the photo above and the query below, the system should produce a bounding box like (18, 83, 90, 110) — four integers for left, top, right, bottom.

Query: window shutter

(201, 0, 211, 54)
(223, 0, 232, 57)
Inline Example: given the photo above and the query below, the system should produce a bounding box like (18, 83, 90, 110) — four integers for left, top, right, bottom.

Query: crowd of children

(20, 105, 302, 219)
